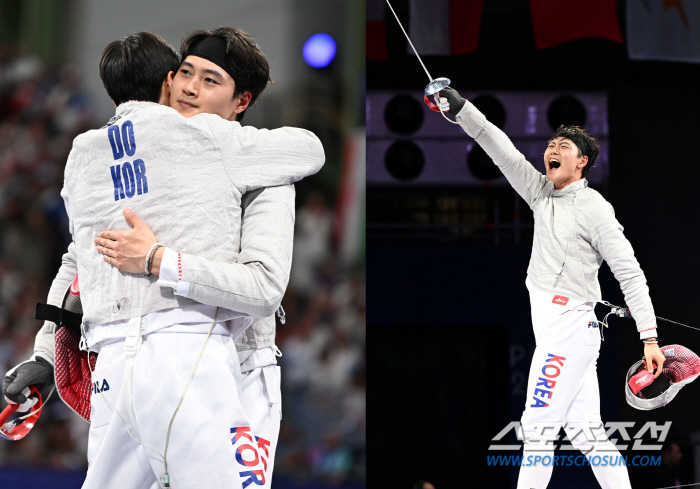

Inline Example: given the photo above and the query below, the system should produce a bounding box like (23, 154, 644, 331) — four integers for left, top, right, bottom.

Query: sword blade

(384, 0, 434, 82)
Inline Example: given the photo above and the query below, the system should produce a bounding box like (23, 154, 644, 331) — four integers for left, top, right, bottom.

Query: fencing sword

(384, 0, 460, 124)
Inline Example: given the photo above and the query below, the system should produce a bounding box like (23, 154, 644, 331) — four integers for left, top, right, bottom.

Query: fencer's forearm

(455, 101, 546, 206)
(34, 325, 55, 366)
(34, 242, 79, 365)
(205, 116, 325, 193)
(160, 186, 295, 318)
(589, 209, 658, 337)
(233, 127, 324, 192)
(178, 260, 287, 317)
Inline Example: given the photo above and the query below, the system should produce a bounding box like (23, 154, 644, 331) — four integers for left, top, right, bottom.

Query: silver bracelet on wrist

(144, 242, 162, 276)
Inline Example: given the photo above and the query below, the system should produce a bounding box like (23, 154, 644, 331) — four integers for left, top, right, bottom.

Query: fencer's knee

(569, 434, 597, 454)
(563, 422, 609, 454)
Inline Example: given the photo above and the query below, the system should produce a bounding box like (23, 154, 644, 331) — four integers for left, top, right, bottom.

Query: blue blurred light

(303, 33, 336, 68)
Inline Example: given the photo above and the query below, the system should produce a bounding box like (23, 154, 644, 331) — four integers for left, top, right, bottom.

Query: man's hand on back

(95, 208, 158, 274)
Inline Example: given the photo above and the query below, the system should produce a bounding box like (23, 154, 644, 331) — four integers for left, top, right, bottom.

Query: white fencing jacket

(455, 100, 657, 338)
(34, 184, 294, 363)
(59, 101, 321, 329)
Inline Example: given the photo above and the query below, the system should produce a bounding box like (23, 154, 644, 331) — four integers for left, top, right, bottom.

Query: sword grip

(613, 306, 633, 318)
(0, 402, 19, 426)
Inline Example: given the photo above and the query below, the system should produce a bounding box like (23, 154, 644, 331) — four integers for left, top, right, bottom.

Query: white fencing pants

(83, 331, 268, 489)
(517, 282, 631, 489)
(240, 361, 281, 489)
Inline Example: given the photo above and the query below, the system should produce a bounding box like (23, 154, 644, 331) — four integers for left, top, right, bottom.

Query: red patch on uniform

(70, 273, 80, 296)
(552, 295, 569, 306)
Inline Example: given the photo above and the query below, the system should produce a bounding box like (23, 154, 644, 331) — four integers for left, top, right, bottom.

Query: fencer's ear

(234, 91, 252, 114)
(158, 79, 170, 106)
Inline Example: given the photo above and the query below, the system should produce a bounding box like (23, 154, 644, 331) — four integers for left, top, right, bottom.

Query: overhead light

(303, 33, 337, 68)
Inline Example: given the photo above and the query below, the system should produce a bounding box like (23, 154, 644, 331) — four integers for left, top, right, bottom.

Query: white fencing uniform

(453, 100, 657, 339)
(30, 154, 297, 488)
(453, 100, 651, 488)
(54, 103, 319, 487)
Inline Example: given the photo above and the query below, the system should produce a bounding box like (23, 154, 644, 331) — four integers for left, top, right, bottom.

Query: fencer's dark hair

(549, 125, 600, 177)
(100, 32, 180, 106)
(180, 27, 272, 121)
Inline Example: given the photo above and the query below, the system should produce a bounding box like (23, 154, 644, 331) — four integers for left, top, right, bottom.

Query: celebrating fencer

(438, 88, 664, 489)
(3, 29, 323, 488)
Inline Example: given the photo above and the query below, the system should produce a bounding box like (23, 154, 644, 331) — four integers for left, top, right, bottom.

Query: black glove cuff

(449, 100, 466, 116)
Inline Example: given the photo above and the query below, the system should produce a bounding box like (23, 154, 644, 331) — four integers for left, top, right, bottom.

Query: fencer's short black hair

(549, 125, 600, 178)
(100, 32, 180, 106)
(180, 27, 272, 121)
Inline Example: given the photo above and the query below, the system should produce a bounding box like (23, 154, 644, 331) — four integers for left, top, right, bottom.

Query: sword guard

(424, 77, 451, 113)
(0, 386, 43, 441)
(0, 403, 19, 428)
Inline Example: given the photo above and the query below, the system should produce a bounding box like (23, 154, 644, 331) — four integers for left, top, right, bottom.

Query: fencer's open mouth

(548, 159, 560, 170)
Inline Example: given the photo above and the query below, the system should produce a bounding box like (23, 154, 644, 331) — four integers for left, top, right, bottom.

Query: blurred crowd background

(0, 1, 365, 488)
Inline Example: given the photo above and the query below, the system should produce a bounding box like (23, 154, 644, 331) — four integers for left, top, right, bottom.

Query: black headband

(549, 126, 590, 158)
(187, 36, 236, 81)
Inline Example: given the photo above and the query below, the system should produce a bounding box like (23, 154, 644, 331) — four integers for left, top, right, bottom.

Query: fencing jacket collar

(552, 178, 587, 197)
